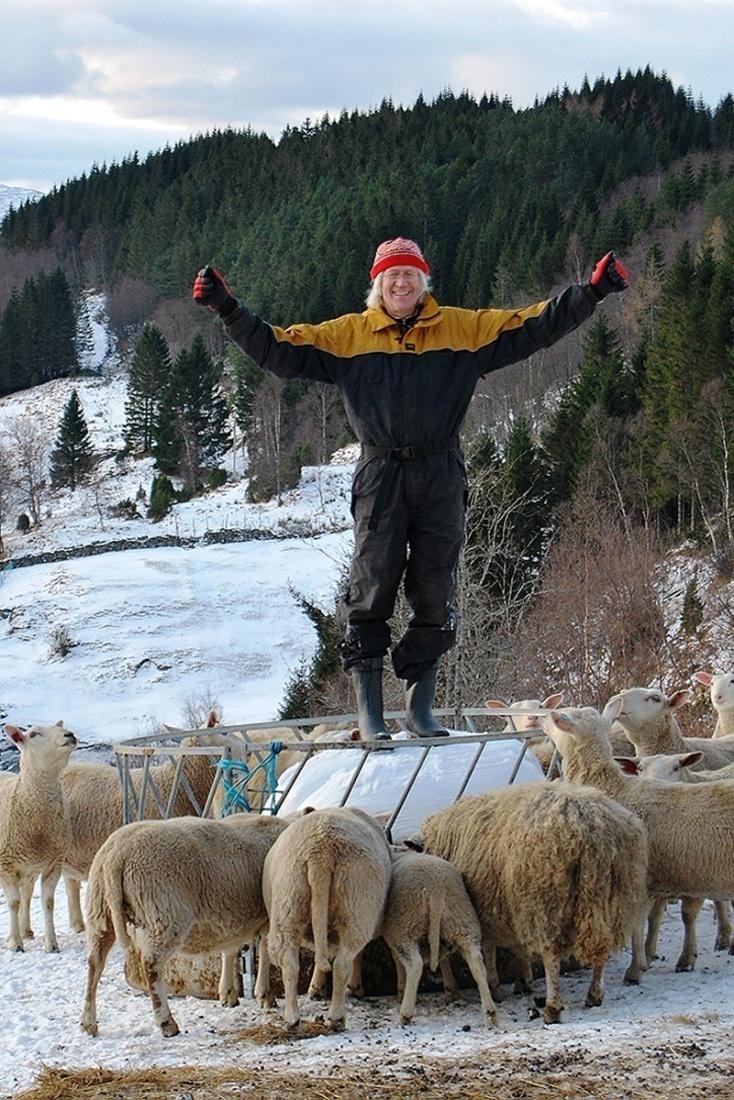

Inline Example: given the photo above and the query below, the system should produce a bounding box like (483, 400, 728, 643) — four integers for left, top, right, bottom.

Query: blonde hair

(365, 269, 432, 311)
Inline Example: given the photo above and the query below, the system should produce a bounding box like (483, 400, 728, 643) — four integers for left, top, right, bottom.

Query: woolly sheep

(256, 806, 392, 1031)
(378, 849, 496, 1026)
(61, 717, 226, 934)
(80, 811, 291, 1038)
(692, 670, 734, 739)
(544, 704, 734, 979)
(419, 780, 648, 1023)
(0, 722, 77, 952)
(605, 687, 734, 769)
(615, 749, 734, 959)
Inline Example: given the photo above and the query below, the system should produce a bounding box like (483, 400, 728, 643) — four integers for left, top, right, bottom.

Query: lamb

(419, 780, 648, 1023)
(692, 670, 734, 739)
(256, 805, 392, 1031)
(605, 687, 734, 770)
(543, 704, 734, 979)
(622, 751, 734, 785)
(378, 849, 496, 1026)
(79, 811, 291, 1038)
(0, 722, 77, 952)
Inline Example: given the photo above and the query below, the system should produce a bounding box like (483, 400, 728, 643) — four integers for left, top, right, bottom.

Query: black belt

(360, 437, 459, 531)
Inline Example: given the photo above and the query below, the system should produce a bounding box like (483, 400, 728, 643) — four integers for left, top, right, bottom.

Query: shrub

(48, 624, 75, 659)
(110, 498, 140, 520)
(206, 467, 228, 490)
(147, 475, 176, 521)
(16, 514, 30, 532)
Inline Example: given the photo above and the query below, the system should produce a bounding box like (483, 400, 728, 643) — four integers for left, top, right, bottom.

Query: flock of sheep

(2, 668, 734, 1039)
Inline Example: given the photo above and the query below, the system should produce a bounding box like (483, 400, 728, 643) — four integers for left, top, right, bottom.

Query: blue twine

(217, 741, 283, 816)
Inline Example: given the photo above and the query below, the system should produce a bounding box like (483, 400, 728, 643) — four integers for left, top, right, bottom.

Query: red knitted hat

(369, 238, 430, 279)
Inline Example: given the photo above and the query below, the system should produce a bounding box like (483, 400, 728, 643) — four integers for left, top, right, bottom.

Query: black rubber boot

(405, 665, 450, 737)
(351, 657, 392, 740)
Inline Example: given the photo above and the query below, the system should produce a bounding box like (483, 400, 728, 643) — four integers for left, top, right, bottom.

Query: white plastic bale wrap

(274, 731, 544, 839)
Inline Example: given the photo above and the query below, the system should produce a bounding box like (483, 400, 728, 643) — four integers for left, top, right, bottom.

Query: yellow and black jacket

(223, 286, 597, 449)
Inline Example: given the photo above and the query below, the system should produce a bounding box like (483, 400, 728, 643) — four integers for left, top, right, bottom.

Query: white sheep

(692, 670, 734, 738)
(544, 704, 734, 979)
(378, 849, 496, 1026)
(0, 722, 77, 952)
(606, 687, 734, 769)
(615, 749, 734, 958)
(79, 811, 291, 1037)
(256, 805, 392, 1031)
(419, 779, 648, 1023)
(61, 718, 227, 934)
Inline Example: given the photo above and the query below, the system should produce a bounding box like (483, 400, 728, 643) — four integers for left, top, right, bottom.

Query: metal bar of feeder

(453, 739, 487, 802)
(338, 746, 372, 807)
(117, 754, 130, 825)
(136, 754, 152, 820)
(273, 743, 316, 813)
(385, 745, 432, 835)
(164, 754, 186, 818)
(506, 736, 532, 785)
(202, 761, 224, 819)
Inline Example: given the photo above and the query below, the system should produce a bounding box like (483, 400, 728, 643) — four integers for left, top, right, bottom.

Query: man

(193, 239, 628, 739)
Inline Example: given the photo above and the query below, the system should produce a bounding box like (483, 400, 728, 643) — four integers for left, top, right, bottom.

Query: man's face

(382, 266, 423, 319)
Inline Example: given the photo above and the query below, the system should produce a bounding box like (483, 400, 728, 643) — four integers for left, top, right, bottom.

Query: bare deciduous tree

(5, 416, 48, 527)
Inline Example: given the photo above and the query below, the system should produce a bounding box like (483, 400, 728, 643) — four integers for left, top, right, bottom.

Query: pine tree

(153, 335, 231, 485)
(124, 324, 171, 453)
(50, 390, 94, 489)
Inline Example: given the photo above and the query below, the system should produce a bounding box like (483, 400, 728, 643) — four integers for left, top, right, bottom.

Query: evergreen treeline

(3, 69, 733, 324)
(0, 268, 79, 396)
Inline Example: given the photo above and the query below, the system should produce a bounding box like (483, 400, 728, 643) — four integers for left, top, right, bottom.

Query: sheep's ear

(348, 728, 361, 741)
(615, 757, 640, 775)
(667, 689, 690, 710)
(692, 670, 712, 687)
(548, 710, 574, 732)
(55, 719, 65, 727)
(542, 692, 563, 709)
(403, 836, 424, 853)
(302, 805, 315, 815)
(484, 699, 507, 709)
(603, 696, 624, 721)
(4, 725, 26, 745)
(679, 752, 704, 768)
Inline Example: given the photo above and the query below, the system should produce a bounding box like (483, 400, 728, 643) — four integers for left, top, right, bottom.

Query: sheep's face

(629, 751, 704, 782)
(709, 673, 734, 711)
(542, 706, 605, 755)
(4, 720, 77, 773)
(603, 687, 689, 729)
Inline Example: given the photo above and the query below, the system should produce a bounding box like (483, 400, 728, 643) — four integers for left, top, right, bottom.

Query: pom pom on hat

(369, 238, 430, 280)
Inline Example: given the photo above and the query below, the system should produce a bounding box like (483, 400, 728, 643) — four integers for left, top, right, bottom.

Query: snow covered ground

(1, 888, 733, 1097)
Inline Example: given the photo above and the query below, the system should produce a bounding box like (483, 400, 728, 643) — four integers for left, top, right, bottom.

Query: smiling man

(193, 238, 628, 739)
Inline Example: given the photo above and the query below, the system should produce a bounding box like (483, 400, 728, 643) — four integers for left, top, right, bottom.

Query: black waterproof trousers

(339, 447, 465, 681)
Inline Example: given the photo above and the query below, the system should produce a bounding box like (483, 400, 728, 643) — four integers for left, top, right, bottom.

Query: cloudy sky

(2, 0, 733, 193)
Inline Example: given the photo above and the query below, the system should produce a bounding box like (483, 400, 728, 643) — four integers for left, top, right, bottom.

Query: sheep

(692, 670, 734, 738)
(544, 704, 734, 979)
(615, 749, 734, 957)
(0, 722, 77, 952)
(256, 806, 392, 1031)
(79, 811, 291, 1038)
(378, 849, 496, 1026)
(419, 780, 648, 1023)
(485, 693, 634, 773)
(606, 687, 734, 770)
(60, 717, 226, 934)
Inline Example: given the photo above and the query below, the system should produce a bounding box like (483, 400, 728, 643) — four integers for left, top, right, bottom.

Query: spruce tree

(124, 324, 171, 453)
(50, 390, 94, 489)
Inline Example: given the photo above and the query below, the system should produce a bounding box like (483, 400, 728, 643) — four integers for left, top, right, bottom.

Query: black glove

(192, 265, 237, 315)
(589, 251, 629, 300)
